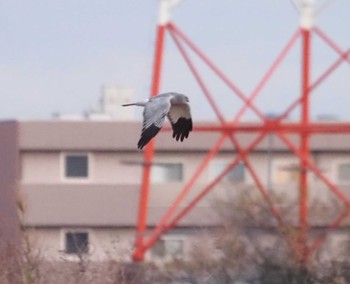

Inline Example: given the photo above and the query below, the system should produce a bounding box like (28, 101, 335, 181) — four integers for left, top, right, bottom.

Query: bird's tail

(122, 100, 147, 107)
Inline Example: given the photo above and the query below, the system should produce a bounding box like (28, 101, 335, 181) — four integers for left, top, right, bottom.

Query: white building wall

(93, 152, 142, 184)
(21, 151, 143, 185)
(21, 152, 61, 183)
(21, 150, 350, 195)
(21, 147, 350, 262)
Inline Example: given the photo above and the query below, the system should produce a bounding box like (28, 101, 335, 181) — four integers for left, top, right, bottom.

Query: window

(64, 231, 89, 254)
(151, 238, 184, 259)
(151, 163, 183, 183)
(275, 163, 300, 184)
(338, 163, 350, 183)
(210, 162, 245, 183)
(64, 154, 89, 178)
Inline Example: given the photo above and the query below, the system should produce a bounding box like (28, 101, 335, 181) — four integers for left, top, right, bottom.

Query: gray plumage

(122, 92, 193, 149)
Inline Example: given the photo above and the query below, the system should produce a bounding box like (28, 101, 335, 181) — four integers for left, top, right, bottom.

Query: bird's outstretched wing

(167, 103, 193, 142)
(138, 97, 171, 149)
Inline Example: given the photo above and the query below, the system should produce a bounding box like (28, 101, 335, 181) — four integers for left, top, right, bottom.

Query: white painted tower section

(300, 0, 315, 29)
(158, 0, 182, 26)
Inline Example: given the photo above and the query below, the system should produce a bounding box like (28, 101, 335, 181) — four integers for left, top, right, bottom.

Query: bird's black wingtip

(172, 117, 193, 142)
(137, 123, 161, 150)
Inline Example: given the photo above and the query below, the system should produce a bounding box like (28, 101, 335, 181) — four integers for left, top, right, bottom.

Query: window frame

(151, 162, 184, 183)
(61, 152, 92, 182)
(273, 158, 301, 185)
(333, 159, 350, 185)
(209, 160, 246, 184)
(61, 229, 91, 256)
(150, 235, 185, 260)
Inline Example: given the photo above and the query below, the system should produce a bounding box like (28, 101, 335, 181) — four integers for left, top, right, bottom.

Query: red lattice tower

(133, 0, 350, 264)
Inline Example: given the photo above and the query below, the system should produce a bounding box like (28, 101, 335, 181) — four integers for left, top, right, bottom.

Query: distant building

(87, 85, 136, 120)
(54, 85, 136, 121)
(0, 120, 350, 261)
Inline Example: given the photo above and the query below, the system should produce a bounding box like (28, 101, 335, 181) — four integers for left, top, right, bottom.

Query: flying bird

(122, 92, 193, 149)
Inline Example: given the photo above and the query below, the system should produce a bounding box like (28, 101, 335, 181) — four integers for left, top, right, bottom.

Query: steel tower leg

(133, 0, 182, 262)
(299, 27, 311, 264)
(132, 0, 350, 264)
(298, 0, 313, 264)
(132, 24, 165, 262)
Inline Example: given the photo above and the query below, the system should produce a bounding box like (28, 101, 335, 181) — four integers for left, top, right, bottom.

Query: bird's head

(169, 92, 190, 104)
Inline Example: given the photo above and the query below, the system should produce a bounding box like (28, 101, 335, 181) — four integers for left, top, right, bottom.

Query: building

(53, 85, 136, 121)
(87, 85, 136, 120)
(0, 120, 350, 262)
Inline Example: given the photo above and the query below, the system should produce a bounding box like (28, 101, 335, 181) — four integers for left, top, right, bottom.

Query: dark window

(151, 238, 184, 258)
(338, 163, 350, 183)
(226, 163, 245, 182)
(65, 155, 88, 178)
(65, 232, 89, 254)
(211, 162, 245, 183)
(151, 163, 183, 183)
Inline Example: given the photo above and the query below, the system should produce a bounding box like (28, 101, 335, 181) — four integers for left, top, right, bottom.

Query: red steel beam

(137, 27, 232, 238)
(170, 23, 273, 226)
(224, 133, 283, 226)
(164, 132, 269, 231)
(244, 161, 283, 225)
(308, 207, 350, 255)
(279, 28, 350, 121)
(168, 24, 292, 133)
(136, 26, 241, 254)
(140, 133, 230, 253)
(310, 47, 350, 92)
(314, 27, 350, 65)
(138, 24, 350, 258)
(276, 131, 350, 257)
(162, 122, 350, 133)
(133, 24, 166, 262)
(169, 24, 284, 225)
(169, 25, 281, 224)
(169, 24, 297, 224)
(234, 29, 301, 122)
(277, 131, 350, 263)
(276, 133, 350, 210)
(168, 24, 301, 122)
(168, 26, 226, 123)
(167, 26, 319, 236)
(136, 3, 350, 263)
(141, 132, 268, 253)
(138, 28, 244, 253)
(168, 23, 264, 121)
(299, 27, 311, 264)
(280, 45, 350, 121)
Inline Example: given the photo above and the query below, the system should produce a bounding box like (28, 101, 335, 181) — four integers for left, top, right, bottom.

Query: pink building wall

(0, 121, 20, 250)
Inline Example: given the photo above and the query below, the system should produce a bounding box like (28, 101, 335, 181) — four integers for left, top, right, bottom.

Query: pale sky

(0, 0, 349, 121)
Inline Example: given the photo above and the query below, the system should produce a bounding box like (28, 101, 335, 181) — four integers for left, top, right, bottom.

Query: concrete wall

(0, 121, 20, 249)
(16, 122, 350, 262)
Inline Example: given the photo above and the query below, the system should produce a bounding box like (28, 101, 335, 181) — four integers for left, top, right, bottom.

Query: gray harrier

(122, 92, 193, 149)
